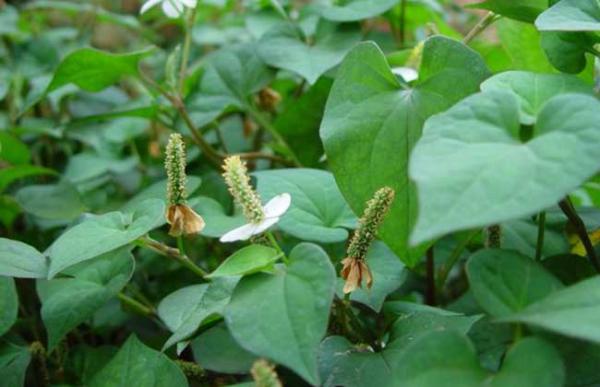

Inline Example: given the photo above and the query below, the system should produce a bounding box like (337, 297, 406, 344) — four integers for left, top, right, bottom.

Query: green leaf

(191, 323, 257, 374)
(467, 249, 563, 317)
(540, 31, 593, 74)
(15, 182, 87, 220)
(495, 18, 555, 73)
(343, 241, 406, 312)
(480, 71, 593, 125)
(501, 219, 569, 259)
(0, 341, 31, 387)
(0, 278, 18, 336)
(320, 0, 399, 22)
(38, 248, 134, 351)
(502, 277, 600, 343)
(225, 243, 335, 385)
(208, 245, 281, 278)
(410, 91, 600, 244)
(0, 238, 48, 278)
(543, 254, 596, 285)
(0, 165, 57, 192)
(47, 199, 165, 277)
(89, 335, 188, 387)
(187, 43, 273, 128)
(536, 0, 600, 31)
(47, 47, 154, 93)
(321, 37, 489, 265)
(257, 21, 361, 84)
(160, 277, 239, 350)
(254, 169, 357, 243)
(0, 133, 30, 165)
(469, 0, 547, 23)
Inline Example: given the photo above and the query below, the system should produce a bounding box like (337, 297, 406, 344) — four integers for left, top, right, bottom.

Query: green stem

(138, 236, 208, 278)
(463, 11, 499, 44)
(247, 107, 302, 167)
(558, 198, 600, 272)
(425, 247, 436, 306)
(436, 229, 478, 289)
(535, 211, 546, 261)
(178, 5, 197, 95)
(118, 293, 155, 317)
(337, 298, 379, 350)
(266, 231, 288, 264)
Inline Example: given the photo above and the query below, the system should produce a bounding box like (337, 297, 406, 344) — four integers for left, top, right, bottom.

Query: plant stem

(247, 107, 302, 167)
(485, 225, 501, 248)
(138, 236, 208, 278)
(30, 341, 50, 387)
(463, 11, 499, 44)
(118, 293, 156, 317)
(535, 211, 546, 261)
(436, 229, 478, 289)
(178, 5, 197, 95)
(558, 198, 600, 272)
(425, 247, 436, 306)
(266, 231, 288, 264)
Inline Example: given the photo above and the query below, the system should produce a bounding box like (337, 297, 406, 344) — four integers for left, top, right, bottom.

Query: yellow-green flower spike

(165, 133, 188, 206)
(251, 359, 282, 387)
(347, 186, 395, 260)
(222, 155, 265, 224)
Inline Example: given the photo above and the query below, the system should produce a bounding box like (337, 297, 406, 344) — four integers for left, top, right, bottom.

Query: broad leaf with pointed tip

(535, 0, 600, 31)
(257, 21, 361, 84)
(0, 238, 48, 278)
(410, 91, 600, 244)
(467, 249, 563, 318)
(89, 335, 188, 387)
(501, 277, 600, 343)
(226, 243, 335, 385)
(0, 341, 31, 387)
(15, 181, 87, 220)
(469, 0, 546, 23)
(320, 0, 399, 22)
(321, 37, 489, 265)
(208, 245, 281, 278)
(0, 278, 18, 336)
(47, 199, 164, 277)
(38, 248, 135, 351)
(254, 169, 357, 243)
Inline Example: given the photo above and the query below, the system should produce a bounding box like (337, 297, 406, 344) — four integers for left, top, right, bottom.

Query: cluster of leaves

(1, 0, 600, 386)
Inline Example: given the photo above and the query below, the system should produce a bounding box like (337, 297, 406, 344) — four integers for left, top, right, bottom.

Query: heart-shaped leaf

(0, 238, 48, 278)
(15, 181, 87, 220)
(410, 91, 600, 244)
(321, 37, 489, 265)
(257, 21, 361, 84)
(469, 0, 547, 23)
(320, 0, 399, 22)
(254, 169, 357, 243)
(535, 0, 600, 31)
(467, 249, 563, 317)
(38, 248, 135, 351)
(501, 277, 600, 343)
(225, 243, 336, 385)
(89, 335, 188, 387)
(0, 277, 18, 336)
(47, 199, 165, 277)
(208, 245, 281, 278)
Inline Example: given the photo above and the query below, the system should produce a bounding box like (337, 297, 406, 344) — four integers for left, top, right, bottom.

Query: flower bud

(222, 155, 265, 224)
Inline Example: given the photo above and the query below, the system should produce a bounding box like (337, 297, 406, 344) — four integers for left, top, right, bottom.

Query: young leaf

(89, 335, 188, 387)
(225, 243, 336, 385)
(501, 277, 600, 343)
(410, 91, 600, 244)
(254, 169, 357, 243)
(321, 37, 489, 265)
(0, 278, 18, 336)
(207, 245, 281, 278)
(467, 249, 563, 317)
(0, 238, 48, 278)
(257, 21, 361, 84)
(47, 199, 164, 277)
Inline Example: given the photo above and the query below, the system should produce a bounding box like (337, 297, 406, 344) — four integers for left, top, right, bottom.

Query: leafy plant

(1, 0, 600, 386)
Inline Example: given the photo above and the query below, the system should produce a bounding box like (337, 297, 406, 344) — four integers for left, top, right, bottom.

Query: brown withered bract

(340, 257, 373, 294)
(166, 204, 205, 237)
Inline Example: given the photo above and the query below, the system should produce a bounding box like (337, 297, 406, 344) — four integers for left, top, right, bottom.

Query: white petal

(219, 223, 258, 242)
(162, 0, 184, 17)
(179, 0, 197, 7)
(140, 0, 162, 14)
(253, 217, 280, 235)
(391, 67, 418, 82)
(263, 193, 291, 218)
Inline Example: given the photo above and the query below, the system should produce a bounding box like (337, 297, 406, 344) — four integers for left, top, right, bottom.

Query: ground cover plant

(1, 0, 600, 386)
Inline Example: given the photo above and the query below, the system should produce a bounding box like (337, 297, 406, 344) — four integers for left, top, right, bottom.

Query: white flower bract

(219, 193, 291, 242)
(140, 0, 197, 18)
